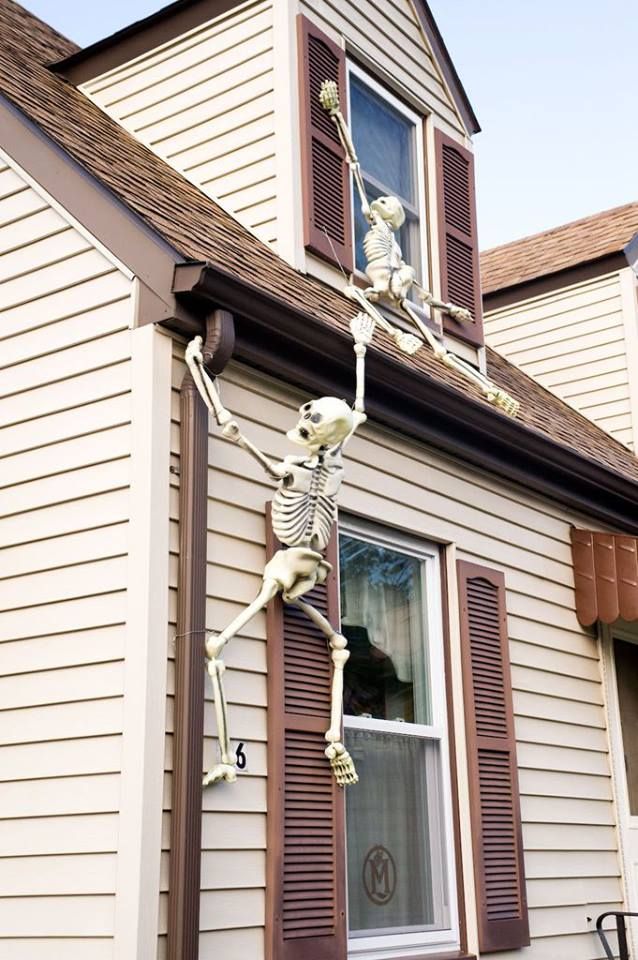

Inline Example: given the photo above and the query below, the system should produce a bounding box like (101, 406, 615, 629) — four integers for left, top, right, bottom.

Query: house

(482, 204, 638, 450)
(2, 1, 638, 959)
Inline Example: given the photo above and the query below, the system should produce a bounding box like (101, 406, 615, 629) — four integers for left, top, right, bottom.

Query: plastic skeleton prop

(319, 80, 519, 417)
(185, 319, 375, 788)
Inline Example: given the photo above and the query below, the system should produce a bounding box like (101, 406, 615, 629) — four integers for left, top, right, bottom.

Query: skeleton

(185, 316, 376, 788)
(319, 79, 519, 417)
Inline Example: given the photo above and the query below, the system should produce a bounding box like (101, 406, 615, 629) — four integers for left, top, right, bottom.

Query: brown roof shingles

(480, 202, 638, 295)
(2, 0, 638, 485)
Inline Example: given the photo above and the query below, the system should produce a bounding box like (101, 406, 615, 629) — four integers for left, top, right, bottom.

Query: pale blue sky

(24, 0, 637, 249)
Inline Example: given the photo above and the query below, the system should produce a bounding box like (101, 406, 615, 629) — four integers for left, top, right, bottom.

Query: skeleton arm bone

(185, 336, 289, 480)
(319, 81, 371, 221)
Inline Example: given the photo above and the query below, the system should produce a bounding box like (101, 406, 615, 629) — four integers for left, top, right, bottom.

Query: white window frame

(339, 518, 459, 960)
(346, 61, 430, 292)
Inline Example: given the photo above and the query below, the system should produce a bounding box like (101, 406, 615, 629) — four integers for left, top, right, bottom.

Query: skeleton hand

(319, 79, 340, 114)
(350, 313, 375, 346)
(185, 335, 204, 369)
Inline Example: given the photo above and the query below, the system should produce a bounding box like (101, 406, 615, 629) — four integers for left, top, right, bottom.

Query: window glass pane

(340, 535, 431, 725)
(614, 637, 638, 815)
(345, 730, 449, 935)
(350, 75, 414, 201)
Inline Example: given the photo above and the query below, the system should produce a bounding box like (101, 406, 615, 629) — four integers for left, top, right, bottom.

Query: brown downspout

(168, 308, 235, 960)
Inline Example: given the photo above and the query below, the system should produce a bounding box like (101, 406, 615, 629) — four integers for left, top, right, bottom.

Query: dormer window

(347, 66, 427, 288)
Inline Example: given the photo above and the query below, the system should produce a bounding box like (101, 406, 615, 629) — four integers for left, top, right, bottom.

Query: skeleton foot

(325, 741, 358, 786)
(486, 386, 520, 417)
(203, 762, 237, 786)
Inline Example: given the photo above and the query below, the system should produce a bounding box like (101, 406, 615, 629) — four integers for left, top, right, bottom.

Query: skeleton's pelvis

(264, 547, 332, 602)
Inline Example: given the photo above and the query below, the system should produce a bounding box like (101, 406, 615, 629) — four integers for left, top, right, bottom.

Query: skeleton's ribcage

(363, 224, 396, 266)
(271, 486, 336, 551)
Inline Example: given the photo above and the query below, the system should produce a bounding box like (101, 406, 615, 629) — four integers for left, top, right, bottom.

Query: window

(347, 64, 428, 290)
(339, 522, 459, 957)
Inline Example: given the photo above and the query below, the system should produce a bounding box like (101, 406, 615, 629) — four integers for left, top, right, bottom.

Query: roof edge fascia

(53, 0, 260, 84)
(0, 93, 189, 325)
(173, 261, 638, 534)
(412, 0, 480, 135)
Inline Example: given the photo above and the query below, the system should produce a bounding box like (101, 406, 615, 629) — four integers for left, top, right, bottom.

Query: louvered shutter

(435, 130, 483, 347)
(457, 561, 529, 953)
(297, 15, 354, 274)
(265, 506, 346, 960)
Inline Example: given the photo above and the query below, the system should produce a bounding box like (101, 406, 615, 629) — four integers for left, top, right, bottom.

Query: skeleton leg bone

(292, 598, 358, 786)
(203, 578, 280, 786)
(399, 299, 520, 416)
(344, 285, 423, 356)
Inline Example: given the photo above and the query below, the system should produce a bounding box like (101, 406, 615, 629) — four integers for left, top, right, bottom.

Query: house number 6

(235, 743, 247, 771)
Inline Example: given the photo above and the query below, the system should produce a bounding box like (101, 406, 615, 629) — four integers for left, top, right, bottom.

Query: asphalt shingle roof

(481, 202, 638, 295)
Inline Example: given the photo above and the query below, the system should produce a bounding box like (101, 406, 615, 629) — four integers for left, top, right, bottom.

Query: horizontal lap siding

(183, 360, 621, 960)
(0, 160, 134, 957)
(81, 1, 277, 246)
(300, 0, 464, 135)
(485, 272, 634, 448)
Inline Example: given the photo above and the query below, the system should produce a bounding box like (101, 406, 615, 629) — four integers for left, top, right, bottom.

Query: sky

(23, 0, 638, 250)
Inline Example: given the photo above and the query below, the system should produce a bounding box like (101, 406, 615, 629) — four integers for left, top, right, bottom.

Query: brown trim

(434, 129, 483, 346)
(265, 512, 346, 960)
(412, 1, 480, 135)
(0, 94, 184, 325)
(440, 550, 468, 955)
(457, 561, 529, 953)
(483, 252, 630, 311)
(53, 0, 241, 85)
(168, 310, 235, 960)
(173, 261, 638, 536)
(297, 14, 354, 273)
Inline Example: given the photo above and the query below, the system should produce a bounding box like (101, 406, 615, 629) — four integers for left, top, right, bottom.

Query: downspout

(168, 308, 235, 960)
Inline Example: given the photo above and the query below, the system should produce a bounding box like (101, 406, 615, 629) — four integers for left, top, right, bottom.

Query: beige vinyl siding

(300, 0, 464, 135)
(0, 158, 134, 958)
(81, 0, 276, 246)
(166, 352, 622, 959)
(485, 271, 635, 449)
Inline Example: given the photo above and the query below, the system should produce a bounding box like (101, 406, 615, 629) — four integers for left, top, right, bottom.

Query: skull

(287, 397, 354, 451)
(370, 195, 406, 231)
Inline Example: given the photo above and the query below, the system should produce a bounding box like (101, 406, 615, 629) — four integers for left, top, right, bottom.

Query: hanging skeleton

(185, 316, 374, 788)
(319, 80, 519, 417)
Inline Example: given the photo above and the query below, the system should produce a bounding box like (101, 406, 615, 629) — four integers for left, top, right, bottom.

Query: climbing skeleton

(319, 79, 519, 417)
(185, 318, 375, 788)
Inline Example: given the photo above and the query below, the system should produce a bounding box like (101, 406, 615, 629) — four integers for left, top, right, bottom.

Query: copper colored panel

(571, 528, 638, 627)
(570, 528, 597, 627)
(617, 537, 638, 622)
(594, 533, 620, 624)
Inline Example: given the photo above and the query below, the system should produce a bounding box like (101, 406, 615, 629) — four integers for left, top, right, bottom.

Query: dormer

(55, 0, 483, 360)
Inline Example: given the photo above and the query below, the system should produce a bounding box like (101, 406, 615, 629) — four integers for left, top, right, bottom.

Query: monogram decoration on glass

(319, 79, 519, 417)
(185, 315, 375, 788)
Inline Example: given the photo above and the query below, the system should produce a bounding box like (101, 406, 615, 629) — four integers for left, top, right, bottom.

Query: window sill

(385, 953, 475, 960)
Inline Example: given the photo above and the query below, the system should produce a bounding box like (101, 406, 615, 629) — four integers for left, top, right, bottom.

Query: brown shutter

(435, 130, 483, 346)
(457, 560, 529, 953)
(265, 506, 346, 960)
(297, 15, 354, 274)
